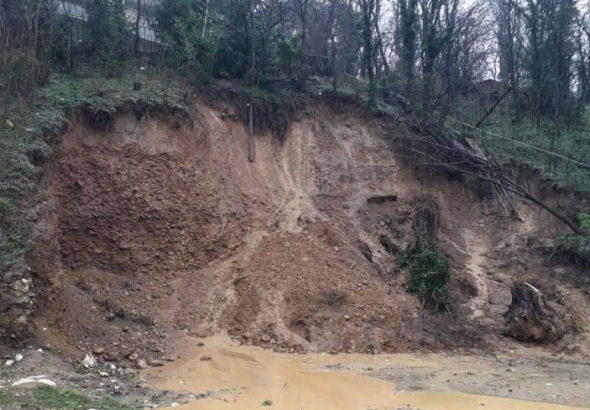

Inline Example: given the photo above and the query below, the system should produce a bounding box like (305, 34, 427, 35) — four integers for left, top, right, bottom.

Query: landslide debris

(14, 95, 590, 359)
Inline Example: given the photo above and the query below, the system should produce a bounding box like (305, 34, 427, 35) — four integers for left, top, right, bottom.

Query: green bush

(554, 213, 590, 259)
(407, 245, 450, 310)
(0, 199, 9, 223)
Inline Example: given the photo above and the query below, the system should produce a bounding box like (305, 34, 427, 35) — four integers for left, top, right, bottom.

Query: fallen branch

(475, 86, 513, 128)
(392, 123, 582, 235)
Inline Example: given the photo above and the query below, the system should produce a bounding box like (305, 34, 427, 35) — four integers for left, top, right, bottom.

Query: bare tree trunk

(522, 190, 581, 235)
(202, 0, 210, 40)
(248, 102, 255, 162)
(135, 0, 141, 58)
(296, 0, 310, 89)
(475, 86, 513, 128)
(374, 0, 389, 76)
(359, 0, 376, 104)
(246, 0, 257, 85)
(328, 0, 341, 92)
(2, 34, 10, 118)
(331, 37, 337, 92)
(398, 0, 418, 94)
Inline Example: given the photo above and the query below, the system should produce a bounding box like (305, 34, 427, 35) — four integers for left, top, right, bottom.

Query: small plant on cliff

(407, 245, 450, 311)
(554, 213, 590, 260)
(0, 199, 9, 223)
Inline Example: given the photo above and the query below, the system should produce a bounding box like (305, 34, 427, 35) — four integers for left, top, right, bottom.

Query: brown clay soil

(22, 95, 590, 367)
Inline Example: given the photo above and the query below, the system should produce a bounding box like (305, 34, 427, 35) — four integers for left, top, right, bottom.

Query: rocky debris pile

(504, 283, 567, 343)
(0, 274, 34, 340)
(0, 345, 195, 410)
(84, 344, 175, 370)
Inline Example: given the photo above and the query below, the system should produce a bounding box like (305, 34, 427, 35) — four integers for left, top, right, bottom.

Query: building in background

(55, 0, 166, 53)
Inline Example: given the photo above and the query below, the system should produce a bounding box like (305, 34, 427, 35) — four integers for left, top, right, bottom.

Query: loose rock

(92, 347, 105, 355)
(104, 351, 120, 362)
(135, 359, 148, 369)
(122, 348, 136, 358)
(147, 359, 164, 367)
(12, 376, 56, 388)
(82, 354, 96, 368)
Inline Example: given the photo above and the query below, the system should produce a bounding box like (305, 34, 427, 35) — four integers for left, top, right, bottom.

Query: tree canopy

(3, 0, 590, 192)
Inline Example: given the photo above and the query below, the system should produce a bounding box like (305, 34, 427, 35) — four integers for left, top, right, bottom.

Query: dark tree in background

(2, 0, 590, 153)
(4, 0, 590, 233)
(396, 0, 419, 93)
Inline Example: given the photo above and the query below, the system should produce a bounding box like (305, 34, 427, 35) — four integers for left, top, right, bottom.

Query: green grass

(478, 113, 590, 193)
(0, 389, 10, 406)
(38, 69, 187, 121)
(0, 387, 139, 409)
(261, 399, 273, 406)
(446, 96, 590, 194)
(45, 345, 59, 355)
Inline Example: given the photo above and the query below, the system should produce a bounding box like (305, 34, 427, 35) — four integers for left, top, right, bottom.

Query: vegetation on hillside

(2, 0, 590, 194)
(0, 386, 139, 410)
(554, 213, 590, 262)
(407, 245, 451, 311)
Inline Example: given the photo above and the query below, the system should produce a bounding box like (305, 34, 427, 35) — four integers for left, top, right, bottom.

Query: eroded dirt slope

(25, 98, 590, 361)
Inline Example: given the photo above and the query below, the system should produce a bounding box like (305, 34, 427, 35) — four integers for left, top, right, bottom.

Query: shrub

(0, 199, 9, 223)
(407, 245, 450, 311)
(554, 213, 590, 260)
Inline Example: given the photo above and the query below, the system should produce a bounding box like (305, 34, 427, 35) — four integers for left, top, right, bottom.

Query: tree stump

(503, 283, 566, 343)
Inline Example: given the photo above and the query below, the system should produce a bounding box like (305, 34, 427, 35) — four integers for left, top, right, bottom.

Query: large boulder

(503, 283, 566, 343)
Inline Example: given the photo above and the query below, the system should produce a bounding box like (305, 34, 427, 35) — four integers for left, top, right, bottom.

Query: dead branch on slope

(392, 119, 583, 235)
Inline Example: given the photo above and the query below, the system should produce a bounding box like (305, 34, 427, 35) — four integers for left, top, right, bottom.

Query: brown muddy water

(145, 336, 589, 410)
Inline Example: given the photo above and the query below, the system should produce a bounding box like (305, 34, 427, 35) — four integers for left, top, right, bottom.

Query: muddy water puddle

(146, 336, 588, 410)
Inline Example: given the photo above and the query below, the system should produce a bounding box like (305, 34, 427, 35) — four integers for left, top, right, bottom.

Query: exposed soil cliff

(19, 95, 590, 361)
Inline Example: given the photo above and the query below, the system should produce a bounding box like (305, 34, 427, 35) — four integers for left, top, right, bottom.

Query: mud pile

(22, 97, 590, 359)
